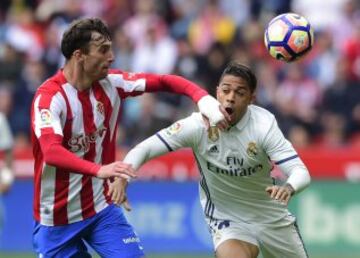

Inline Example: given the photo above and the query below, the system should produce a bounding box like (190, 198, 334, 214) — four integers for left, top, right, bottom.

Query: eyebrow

(220, 83, 248, 90)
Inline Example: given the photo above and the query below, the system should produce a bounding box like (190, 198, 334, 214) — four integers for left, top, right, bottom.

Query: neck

(63, 60, 93, 91)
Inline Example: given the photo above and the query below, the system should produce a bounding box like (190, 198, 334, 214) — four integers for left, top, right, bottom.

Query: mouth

(225, 107, 234, 115)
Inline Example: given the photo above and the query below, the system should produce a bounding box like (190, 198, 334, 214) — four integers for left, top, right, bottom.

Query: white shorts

(206, 217, 308, 258)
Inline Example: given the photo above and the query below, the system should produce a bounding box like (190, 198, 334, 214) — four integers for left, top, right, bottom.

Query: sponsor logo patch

(39, 109, 52, 127)
(165, 122, 182, 136)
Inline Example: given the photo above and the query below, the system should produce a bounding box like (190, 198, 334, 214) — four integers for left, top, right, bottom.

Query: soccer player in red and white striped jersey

(31, 18, 230, 258)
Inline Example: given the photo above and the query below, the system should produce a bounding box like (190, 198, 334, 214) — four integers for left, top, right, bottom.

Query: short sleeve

(32, 91, 66, 138)
(157, 113, 204, 151)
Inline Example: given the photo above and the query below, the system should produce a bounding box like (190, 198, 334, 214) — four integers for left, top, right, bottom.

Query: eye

(236, 90, 247, 97)
(100, 46, 110, 53)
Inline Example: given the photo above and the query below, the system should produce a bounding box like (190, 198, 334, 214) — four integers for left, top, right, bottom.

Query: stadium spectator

(0, 108, 14, 247)
(111, 62, 311, 258)
(30, 17, 229, 257)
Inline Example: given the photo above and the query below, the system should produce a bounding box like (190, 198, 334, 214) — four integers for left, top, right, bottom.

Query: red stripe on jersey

(93, 83, 113, 203)
(77, 91, 96, 219)
(53, 170, 70, 225)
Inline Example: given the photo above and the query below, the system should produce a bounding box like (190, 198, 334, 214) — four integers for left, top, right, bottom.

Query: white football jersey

(157, 105, 303, 225)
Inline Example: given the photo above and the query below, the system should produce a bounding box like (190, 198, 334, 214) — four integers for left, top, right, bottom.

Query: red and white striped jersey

(31, 69, 207, 226)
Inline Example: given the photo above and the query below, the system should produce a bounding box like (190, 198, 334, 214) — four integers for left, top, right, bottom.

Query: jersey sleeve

(262, 116, 310, 192)
(157, 113, 203, 151)
(32, 90, 65, 138)
(262, 117, 299, 165)
(123, 113, 203, 170)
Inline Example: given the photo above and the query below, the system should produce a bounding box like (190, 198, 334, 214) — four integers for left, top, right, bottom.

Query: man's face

(216, 74, 254, 125)
(82, 32, 114, 80)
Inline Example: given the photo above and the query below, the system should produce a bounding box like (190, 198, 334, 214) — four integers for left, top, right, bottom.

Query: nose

(226, 91, 235, 103)
(108, 50, 115, 63)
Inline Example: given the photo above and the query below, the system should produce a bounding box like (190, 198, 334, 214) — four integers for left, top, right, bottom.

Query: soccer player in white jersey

(111, 62, 311, 258)
(30, 18, 229, 258)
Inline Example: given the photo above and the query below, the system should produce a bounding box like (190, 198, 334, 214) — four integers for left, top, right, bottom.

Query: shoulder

(248, 105, 277, 138)
(163, 112, 205, 137)
(249, 105, 276, 126)
(36, 72, 64, 96)
(183, 112, 206, 130)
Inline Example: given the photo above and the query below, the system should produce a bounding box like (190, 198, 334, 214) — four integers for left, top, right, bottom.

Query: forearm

(285, 167, 311, 193)
(124, 135, 170, 170)
(145, 74, 207, 102)
(40, 134, 100, 176)
(278, 159, 311, 193)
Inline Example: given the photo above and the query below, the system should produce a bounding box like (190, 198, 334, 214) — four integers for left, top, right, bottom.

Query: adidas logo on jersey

(209, 145, 219, 154)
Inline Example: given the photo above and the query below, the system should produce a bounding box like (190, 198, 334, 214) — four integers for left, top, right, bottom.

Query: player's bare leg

(215, 239, 259, 258)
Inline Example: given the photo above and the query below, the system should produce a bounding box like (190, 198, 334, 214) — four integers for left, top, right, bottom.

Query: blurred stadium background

(0, 0, 360, 257)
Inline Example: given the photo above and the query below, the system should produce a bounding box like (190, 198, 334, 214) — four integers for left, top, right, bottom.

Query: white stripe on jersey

(97, 79, 120, 142)
(92, 177, 108, 213)
(107, 74, 146, 92)
(39, 163, 56, 225)
(66, 173, 83, 222)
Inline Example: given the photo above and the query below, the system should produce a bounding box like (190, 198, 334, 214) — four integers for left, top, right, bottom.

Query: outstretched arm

(145, 74, 231, 129)
(109, 134, 169, 206)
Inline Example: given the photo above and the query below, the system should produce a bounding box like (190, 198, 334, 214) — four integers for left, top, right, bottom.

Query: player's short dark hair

(61, 18, 112, 59)
(220, 61, 257, 93)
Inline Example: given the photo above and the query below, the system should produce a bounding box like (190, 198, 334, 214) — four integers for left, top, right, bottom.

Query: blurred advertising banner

(2, 147, 360, 180)
(289, 181, 360, 256)
(1, 180, 360, 257)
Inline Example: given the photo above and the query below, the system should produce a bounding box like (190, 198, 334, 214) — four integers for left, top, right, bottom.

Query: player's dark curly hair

(61, 18, 112, 59)
(220, 61, 257, 93)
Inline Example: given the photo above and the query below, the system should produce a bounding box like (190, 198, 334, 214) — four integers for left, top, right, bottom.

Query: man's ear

(216, 86, 220, 99)
(73, 49, 84, 62)
(251, 93, 256, 103)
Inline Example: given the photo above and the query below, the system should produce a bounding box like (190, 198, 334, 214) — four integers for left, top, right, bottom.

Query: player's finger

(219, 106, 231, 123)
(108, 183, 114, 196)
(216, 121, 227, 131)
(112, 188, 120, 205)
(275, 189, 287, 201)
(114, 169, 137, 179)
(270, 186, 279, 199)
(202, 115, 210, 130)
(122, 198, 132, 212)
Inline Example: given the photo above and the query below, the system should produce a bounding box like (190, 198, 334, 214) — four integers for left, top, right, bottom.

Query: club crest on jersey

(208, 126, 219, 142)
(96, 101, 105, 116)
(39, 109, 52, 127)
(165, 122, 182, 136)
(247, 142, 258, 157)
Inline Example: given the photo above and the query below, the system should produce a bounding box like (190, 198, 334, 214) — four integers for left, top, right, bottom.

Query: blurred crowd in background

(0, 0, 360, 150)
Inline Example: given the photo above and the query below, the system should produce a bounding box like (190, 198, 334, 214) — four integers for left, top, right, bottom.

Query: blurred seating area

(0, 0, 360, 150)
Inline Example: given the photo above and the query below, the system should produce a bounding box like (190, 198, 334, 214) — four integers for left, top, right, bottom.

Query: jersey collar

(235, 107, 251, 131)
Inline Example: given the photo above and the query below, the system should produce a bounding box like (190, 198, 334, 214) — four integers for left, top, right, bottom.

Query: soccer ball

(264, 13, 314, 62)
